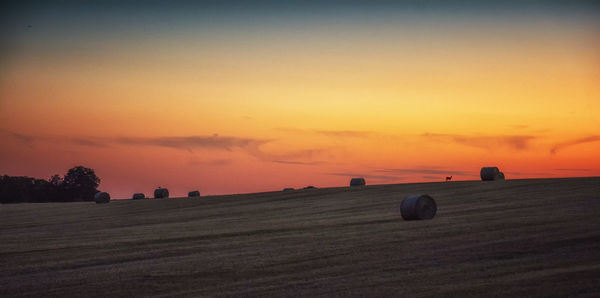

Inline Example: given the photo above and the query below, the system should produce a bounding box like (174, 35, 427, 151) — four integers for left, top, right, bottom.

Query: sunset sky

(1, 1, 599, 198)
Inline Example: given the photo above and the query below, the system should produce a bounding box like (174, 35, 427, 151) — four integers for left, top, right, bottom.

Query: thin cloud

(11, 132, 36, 148)
(422, 133, 536, 151)
(314, 130, 373, 138)
(550, 136, 600, 155)
(114, 135, 268, 151)
(553, 168, 593, 172)
(375, 168, 471, 176)
(7, 131, 329, 164)
(246, 147, 326, 162)
(71, 138, 109, 148)
(272, 160, 323, 166)
(113, 135, 328, 164)
(504, 171, 549, 177)
(189, 159, 232, 166)
(8, 132, 107, 148)
(328, 172, 404, 181)
(7, 131, 269, 152)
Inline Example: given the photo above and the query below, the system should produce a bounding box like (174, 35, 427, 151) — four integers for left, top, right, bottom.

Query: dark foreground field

(1, 177, 599, 297)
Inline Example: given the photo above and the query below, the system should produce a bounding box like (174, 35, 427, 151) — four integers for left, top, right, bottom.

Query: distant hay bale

(188, 190, 200, 197)
(480, 167, 504, 181)
(94, 192, 110, 204)
(283, 188, 294, 191)
(304, 186, 316, 189)
(400, 195, 437, 220)
(154, 188, 169, 199)
(350, 178, 366, 187)
(132, 193, 145, 200)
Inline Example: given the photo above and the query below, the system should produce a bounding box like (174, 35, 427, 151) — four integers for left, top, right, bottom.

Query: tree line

(0, 166, 100, 204)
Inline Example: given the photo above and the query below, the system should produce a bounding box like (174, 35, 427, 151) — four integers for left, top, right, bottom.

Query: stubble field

(1, 177, 599, 297)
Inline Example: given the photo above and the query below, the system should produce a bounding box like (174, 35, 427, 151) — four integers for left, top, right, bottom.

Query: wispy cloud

(7, 132, 109, 148)
(314, 130, 372, 138)
(328, 172, 404, 181)
(189, 159, 232, 166)
(246, 147, 326, 162)
(375, 168, 471, 176)
(553, 168, 593, 172)
(11, 132, 36, 148)
(272, 160, 323, 165)
(504, 171, 549, 177)
(113, 135, 324, 165)
(7, 131, 268, 151)
(550, 136, 600, 155)
(113, 135, 268, 151)
(71, 138, 110, 148)
(422, 133, 536, 150)
(6, 131, 327, 164)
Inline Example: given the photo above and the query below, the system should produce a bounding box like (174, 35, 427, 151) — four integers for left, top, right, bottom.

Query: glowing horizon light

(1, 2, 599, 197)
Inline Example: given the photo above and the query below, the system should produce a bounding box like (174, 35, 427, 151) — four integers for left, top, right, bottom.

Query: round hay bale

(350, 178, 366, 187)
(400, 195, 437, 220)
(132, 193, 145, 200)
(188, 190, 200, 197)
(480, 167, 503, 181)
(154, 188, 169, 199)
(498, 172, 505, 180)
(94, 191, 110, 204)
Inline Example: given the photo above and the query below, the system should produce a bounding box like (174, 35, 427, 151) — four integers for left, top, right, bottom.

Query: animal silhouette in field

(445, 175, 452, 182)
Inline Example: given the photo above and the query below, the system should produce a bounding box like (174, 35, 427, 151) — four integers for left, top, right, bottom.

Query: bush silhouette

(0, 166, 101, 203)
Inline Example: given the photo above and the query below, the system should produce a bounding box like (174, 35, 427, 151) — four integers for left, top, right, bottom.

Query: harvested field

(1, 177, 599, 297)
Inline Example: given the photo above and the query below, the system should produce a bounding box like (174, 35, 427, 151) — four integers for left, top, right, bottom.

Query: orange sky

(1, 3, 599, 197)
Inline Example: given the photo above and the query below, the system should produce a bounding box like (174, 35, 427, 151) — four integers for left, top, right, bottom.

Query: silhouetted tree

(62, 166, 100, 201)
(1, 166, 101, 203)
(0, 175, 30, 203)
(46, 174, 64, 201)
(0, 175, 55, 203)
(49, 174, 63, 187)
